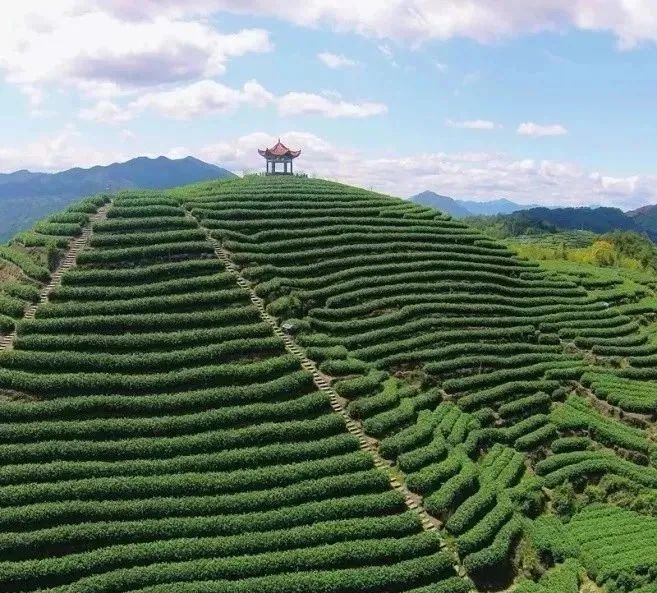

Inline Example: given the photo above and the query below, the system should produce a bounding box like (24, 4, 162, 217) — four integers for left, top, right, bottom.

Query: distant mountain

(0, 156, 235, 242)
(410, 190, 537, 218)
(411, 191, 473, 218)
(627, 205, 657, 236)
(488, 206, 655, 239)
(459, 197, 540, 216)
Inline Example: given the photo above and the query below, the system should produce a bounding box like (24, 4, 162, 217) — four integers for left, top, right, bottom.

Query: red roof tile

(258, 139, 301, 158)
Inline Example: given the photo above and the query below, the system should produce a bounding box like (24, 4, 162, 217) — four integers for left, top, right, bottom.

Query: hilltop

(0, 175, 657, 592)
(0, 155, 234, 242)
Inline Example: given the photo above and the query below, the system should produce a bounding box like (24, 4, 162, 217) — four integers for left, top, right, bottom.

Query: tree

(552, 481, 577, 521)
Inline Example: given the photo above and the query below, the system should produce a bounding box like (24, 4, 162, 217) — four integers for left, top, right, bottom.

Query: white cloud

(120, 129, 136, 140)
(162, 1, 657, 49)
(278, 92, 387, 118)
(79, 100, 131, 123)
(317, 52, 359, 69)
(446, 118, 499, 130)
(0, 126, 137, 172)
(0, 2, 272, 101)
(84, 79, 387, 121)
(517, 122, 569, 137)
(463, 71, 482, 85)
(435, 62, 449, 73)
(128, 79, 274, 119)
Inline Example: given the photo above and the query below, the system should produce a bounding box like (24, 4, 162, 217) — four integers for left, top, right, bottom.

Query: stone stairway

(0, 203, 110, 351)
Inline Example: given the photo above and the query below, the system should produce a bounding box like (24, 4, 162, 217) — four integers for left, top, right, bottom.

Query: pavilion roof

(258, 139, 301, 159)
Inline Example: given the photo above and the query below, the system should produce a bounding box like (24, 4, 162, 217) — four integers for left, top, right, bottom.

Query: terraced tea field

(1, 174, 657, 592)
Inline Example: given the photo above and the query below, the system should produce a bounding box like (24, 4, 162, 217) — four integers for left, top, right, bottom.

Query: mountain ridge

(410, 189, 538, 217)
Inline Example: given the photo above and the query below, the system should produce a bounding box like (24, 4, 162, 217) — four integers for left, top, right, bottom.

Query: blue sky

(1, 2, 656, 208)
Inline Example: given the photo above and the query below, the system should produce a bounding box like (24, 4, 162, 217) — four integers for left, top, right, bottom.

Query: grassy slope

(0, 175, 656, 592)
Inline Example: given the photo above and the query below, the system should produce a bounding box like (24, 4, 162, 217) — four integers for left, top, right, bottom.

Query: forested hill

(411, 189, 534, 218)
(0, 156, 234, 242)
(1, 175, 657, 593)
(628, 204, 657, 236)
(466, 205, 655, 239)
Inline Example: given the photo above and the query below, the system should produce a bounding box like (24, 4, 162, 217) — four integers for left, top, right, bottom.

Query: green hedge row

(0, 369, 313, 422)
(0, 353, 301, 397)
(0, 433, 357, 488)
(406, 452, 462, 497)
(62, 258, 223, 286)
(77, 241, 214, 265)
(19, 533, 443, 593)
(0, 489, 405, 559)
(0, 294, 25, 319)
(51, 272, 235, 302)
(13, 232, 70, 248)
(32, 222, 81, 237)
(363, 390, 441, 439)
(550, 396, 651, 454)
(0, 512, 421, 590)
(333, 371, 388, 399)
(498, 392, 552, 419)
(94, 216, 197, 233)
(319, 358, 369, 376)
(19, 305, 260, 335)
(107, 205, 184, 218)
(0, 412, 345, 465)
(462, 513, 523, 575)
(444, 361, 579, 395)
(458, 380, 560, 411)
(424, 461, 479, 516)
(15, 322, 271, 354)
(0, 470, 390, 534)
(0, 247, 49, 282)
(90, 228, 206, 248)
(0, 315, 14, 334)
(46, 212, 89, 224)
(445, 488, 497, 536)
(36, 288, 248, 318)
(0, 451, 373, 507)
(398, 434, 448, 474)
(355, 325, 536, 363)
(0, 390, 324, 446)
(455, 498, 515, 557)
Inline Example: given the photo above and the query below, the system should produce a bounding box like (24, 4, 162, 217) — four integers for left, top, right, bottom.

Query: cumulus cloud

(82, 79, 387, 121)
(0, 2, 272, 99)
(317, 52, 359, 69)
(446, 119, 499, 130)
(128, 79, 274, 119)
(0, 126, 138, 172)
(278, 92, 387, 118)
(79, 100, 131, 123)
(126, 1, 657, 49)
(517, 122, 569, 136)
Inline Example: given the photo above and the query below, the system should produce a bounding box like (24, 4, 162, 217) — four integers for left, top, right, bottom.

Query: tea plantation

(1, 174, 657, 592)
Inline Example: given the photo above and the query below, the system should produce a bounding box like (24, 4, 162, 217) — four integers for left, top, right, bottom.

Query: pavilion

(258, 139, 301, 175)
